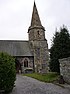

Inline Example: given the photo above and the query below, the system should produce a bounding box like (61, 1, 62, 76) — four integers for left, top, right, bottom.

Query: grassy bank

(23, 72, 59, 83)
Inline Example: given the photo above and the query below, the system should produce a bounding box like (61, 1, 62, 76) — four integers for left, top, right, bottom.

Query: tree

(0, 52, 16, 93)
(49, 26, 70, 73)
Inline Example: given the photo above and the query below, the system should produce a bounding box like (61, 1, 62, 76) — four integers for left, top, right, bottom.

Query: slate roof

(0, 40, 33, 56)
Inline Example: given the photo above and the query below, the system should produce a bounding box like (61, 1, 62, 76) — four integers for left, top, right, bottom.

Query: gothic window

(37, 31, 40, 38)
(24, 59, 28, 67)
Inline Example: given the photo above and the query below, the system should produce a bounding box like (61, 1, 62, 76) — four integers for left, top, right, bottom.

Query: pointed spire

(30, 1, 42, 26)
(28, 1, 45, 32)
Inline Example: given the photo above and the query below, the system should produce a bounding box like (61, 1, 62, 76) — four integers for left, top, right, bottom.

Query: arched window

(37, 31, 40, 35)
(24, 59, 28, 67)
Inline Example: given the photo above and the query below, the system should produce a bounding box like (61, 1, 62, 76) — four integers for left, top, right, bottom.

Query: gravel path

(10, 75, 70, 94)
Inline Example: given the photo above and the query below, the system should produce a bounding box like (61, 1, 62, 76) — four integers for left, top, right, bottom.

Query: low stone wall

(59, 57, 70, 84)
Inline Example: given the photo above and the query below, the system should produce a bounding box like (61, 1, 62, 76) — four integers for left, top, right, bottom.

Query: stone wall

(29, 40, 49, 73)
(59, 57, 70, 84)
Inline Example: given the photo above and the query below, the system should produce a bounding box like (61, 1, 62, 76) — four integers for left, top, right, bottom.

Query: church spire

(28, 1, 45, 41)
(28, 1, 45, 32)
(30, 1, 42, 26)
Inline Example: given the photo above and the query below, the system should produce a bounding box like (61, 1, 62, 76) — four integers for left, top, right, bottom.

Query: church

(0, 2, 49, 73)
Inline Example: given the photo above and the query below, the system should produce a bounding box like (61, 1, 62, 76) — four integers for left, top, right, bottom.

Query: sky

(0, 0, 70, 48)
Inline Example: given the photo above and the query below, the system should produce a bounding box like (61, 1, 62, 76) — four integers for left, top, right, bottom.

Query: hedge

(0, 52, 16, 93)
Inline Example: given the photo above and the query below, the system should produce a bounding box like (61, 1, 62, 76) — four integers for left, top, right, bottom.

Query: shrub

(0, 52, 16, 93)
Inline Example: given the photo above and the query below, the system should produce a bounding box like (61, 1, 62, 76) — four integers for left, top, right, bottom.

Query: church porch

(15, 56, 34, 74)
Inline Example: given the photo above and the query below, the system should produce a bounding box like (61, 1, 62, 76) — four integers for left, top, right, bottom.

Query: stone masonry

(59, 57, 70, 84)
(28, 2, 49, 73)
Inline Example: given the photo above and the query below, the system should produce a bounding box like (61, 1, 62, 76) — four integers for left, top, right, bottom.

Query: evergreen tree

(49, 26, 70, 73)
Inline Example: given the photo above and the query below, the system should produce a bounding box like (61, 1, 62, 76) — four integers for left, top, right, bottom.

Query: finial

(34, 0, 36, 7)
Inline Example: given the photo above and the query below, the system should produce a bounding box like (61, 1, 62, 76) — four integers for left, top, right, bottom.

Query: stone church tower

(28, 2, 49, 73)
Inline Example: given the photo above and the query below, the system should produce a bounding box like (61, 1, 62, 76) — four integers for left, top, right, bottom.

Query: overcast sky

(0, 0, 70, 48)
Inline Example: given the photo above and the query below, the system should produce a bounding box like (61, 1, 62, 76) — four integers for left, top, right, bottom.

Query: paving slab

(10, 74, 70, 94)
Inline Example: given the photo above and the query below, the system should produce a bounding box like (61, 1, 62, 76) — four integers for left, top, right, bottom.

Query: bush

(0, 52, 16, 93)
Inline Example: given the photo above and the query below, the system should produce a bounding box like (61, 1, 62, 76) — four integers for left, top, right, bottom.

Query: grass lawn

(23, 72, 59, 83)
